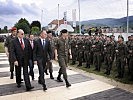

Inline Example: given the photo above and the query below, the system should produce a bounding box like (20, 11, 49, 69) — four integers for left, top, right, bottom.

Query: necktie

(43, 40, 45, 49)
(20, 39, 24, 50)
(30, 40, 33, 49)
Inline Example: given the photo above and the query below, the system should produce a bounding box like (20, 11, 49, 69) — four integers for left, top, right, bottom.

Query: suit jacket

(10, 37, 31, 66)
(33, 38, 52, 62)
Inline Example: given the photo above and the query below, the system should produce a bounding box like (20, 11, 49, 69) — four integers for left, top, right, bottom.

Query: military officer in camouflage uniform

(115, 37, 127, 78)
(76, 35, 84, 67)
(126, 36, 132, 74)
(92, 36, 103, 71)
(55, 29, 71, 87)
(127, 35, 133, 81)
(45, 30, 54, 79)
(84, 36, 92, 68)
(69, 35, 77, 65)
(104, 36, 114, 75)
(4, 27, 17, 79)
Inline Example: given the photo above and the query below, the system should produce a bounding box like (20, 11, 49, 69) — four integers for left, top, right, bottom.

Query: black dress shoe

(50, 76, 54, 79)
(38, 80, 42, 84)
(17, 84, 21, 88)
(50, 73, 54, 79)
(43, 85, 47, 91)
(32, 77, 35, 80)
(45, 71, 49, 75)
(66, 83, 71, 88)
(57, 77, 63, 82)
(26, 86, 34, 91)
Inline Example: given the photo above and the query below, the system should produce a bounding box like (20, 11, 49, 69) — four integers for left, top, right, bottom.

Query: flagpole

(127, 0, 129, 40)
(58, 4, 60, 35)
(41, 10, 43, 30)
(78, 0, 81, 34)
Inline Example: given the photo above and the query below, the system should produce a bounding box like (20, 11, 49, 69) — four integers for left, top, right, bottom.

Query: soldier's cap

(128, 36, 131, 38)
(118, 36, 124, 41)
(47, 30, 52, 34)
(60, 29, 68, 34)
(10, 27, 17, 31)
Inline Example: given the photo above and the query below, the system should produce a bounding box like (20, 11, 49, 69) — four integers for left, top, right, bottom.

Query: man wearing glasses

(10, 29, 34, 91)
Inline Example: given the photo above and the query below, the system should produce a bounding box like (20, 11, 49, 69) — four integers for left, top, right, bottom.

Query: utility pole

(127, 0, 129, 40)
(41, 10, 43, 30)
(78, 0, 81, 34)
(58, 4, 60, 35)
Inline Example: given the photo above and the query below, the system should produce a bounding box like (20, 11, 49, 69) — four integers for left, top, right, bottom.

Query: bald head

(17, 29, 24, 39)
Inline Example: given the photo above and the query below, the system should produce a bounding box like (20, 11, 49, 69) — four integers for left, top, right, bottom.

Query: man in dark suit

(33, 30, 52, 91)
(28, 34, 35, 80)
(10, 29, 34, 91)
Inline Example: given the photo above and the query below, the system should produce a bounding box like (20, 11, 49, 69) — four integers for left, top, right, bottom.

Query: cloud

(0, 0, 23, 15)
(21, 3, 39, 15)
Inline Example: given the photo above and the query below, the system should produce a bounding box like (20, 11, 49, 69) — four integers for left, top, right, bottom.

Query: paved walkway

(0, 53, 133, 100)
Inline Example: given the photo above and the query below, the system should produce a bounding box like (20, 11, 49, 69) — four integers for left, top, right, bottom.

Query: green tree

(31, 21, 41, 31)
(31, 26, 40, 35)
(15, 18, 30, 34)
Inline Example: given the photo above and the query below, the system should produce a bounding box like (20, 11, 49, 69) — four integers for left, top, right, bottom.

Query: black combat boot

(71, 61, 75, 65)
(50, 73, 54, 79)
(57, 73, 63, 82)
(65, 79, 71, 88)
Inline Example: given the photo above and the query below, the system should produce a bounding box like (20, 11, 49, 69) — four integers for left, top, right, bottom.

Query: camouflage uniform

(104, 40, 114, 75)
(76, 37, 84, 66)
(127, 39, 133, 80)
(55, 37, 69, 80)
(84, 37, 92, 68)
(69, 37, 77, 65)
(115, 42, 127, 78)
(92, 40, 103, 71)
(4, 35, 16, 76)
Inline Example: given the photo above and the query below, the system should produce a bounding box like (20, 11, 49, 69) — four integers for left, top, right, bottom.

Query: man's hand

(92, 45, 96, 48)
(6, 52, 9, 58)
(14, 61, 18, 66)
(34, 61, 37, 65)
(70, 54, 72, 59)
(115, 50, 119, 52)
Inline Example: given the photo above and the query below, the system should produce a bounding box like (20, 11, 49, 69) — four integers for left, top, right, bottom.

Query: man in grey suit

(33, 30, 52, 91)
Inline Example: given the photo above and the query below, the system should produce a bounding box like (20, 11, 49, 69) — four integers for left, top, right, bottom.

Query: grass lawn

(68, 61, 133, 84)
(0, 42, 5, 53)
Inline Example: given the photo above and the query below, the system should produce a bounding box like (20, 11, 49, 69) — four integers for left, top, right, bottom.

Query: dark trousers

(15, 63, 31, 88)
(29, 59, 34, 78)
(93, 53, 101, 71)
(45, 61, 53, 73)
(105, 54, 113, 72)
(129, 57, 133, 79)
(37, 58, 46, 86)
(116, 57, 125, 77)
(71, 49, 77, 62)
(58, 56, 68, 80)
(84, 51, 91, 65)
(77, 51, 83, 65)
(9, 62, 14, 72)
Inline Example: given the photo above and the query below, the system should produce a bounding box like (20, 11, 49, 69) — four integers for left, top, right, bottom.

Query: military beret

(10, 27, 17, 31)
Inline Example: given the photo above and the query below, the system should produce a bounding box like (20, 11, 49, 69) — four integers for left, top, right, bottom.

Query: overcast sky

(0, 0, 133, 29)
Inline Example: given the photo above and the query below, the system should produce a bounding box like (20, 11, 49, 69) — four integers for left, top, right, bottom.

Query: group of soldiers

(4, 26, 133, 91)
(69, 34, 133, 81)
